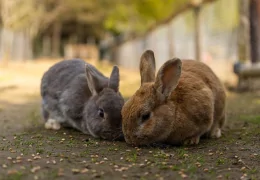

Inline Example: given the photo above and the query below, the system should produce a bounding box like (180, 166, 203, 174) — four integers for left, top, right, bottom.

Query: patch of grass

(126, 151, 137, 163)
(216, 158, 226, 165)
(239, 115, 260, 124)
(3, 172, 24, 180)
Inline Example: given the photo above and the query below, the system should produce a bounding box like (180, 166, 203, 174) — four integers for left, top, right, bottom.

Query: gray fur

(40, 59, 124, 140)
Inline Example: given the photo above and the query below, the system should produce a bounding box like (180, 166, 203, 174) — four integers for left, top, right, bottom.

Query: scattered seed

(33, 156, 41, 160)
(60, 158, 63, 162)
(181, 174, 188, 178)
(183, 154, 189, 157)
(52, 160, 56, 164)
(20, 166, 26, 170)
(7, 169, 18, 175)
(204, 168, 209, 172)
(241, 167, 246, 171)
(217, 175, 223, 179)
(80, 168, 89, 174)
(208, 153, 214, 156)
(2, 164, 7, 168)
(31, 166, 41, 173)
(27, 159, 33, 162)
(58, 168, 64, 176)
(7, 157, 12, 160)
(104, 158, 108, 160)
(72, 168, 80, 174)
(16, 156, 22, 160)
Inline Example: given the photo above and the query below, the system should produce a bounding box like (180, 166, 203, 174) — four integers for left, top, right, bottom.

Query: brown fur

(122, 50, 226, 146)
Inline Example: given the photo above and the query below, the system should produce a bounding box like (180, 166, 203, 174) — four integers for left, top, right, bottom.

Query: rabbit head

(122, 50, 182, 146)
(83, 65, 124, 141)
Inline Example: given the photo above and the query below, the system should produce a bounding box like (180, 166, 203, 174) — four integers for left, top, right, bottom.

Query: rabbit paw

(210, 128, 221, 138)
(45, 119, 61, 130)
(184, 136, 200, 145)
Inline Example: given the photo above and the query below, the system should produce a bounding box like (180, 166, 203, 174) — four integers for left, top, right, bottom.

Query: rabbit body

(41, 59, 124, 140)
(122, 50, 226, 146)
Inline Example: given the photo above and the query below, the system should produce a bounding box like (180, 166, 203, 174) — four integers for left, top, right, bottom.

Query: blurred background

(0, 0, 259, 90)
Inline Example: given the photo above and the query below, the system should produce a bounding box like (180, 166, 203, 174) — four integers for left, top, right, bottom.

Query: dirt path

(0, 61, 259, 180)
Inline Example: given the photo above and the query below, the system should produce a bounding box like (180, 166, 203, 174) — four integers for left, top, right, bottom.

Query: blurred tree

(250, 0, 260, 63)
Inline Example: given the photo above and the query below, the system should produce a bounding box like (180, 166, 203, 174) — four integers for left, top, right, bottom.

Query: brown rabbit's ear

(140, 50, 156, 85)
(108, 66, 119, 92)
(86, 64, 106, 95)
(154, 58, 182, 100)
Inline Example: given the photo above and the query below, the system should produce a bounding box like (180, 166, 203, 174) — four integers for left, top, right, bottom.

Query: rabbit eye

(141, 113, 150, 122)
(98, 108, 104, 118)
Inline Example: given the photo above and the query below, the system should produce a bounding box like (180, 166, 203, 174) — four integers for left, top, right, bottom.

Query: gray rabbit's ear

(140, 50, 156, 85)
(154, 58, 182, 100)
(108, 66, 119, 92)
(85, 64, 106, 95)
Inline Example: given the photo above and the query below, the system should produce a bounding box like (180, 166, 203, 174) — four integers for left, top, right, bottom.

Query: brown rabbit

(122, 50, 226, 146)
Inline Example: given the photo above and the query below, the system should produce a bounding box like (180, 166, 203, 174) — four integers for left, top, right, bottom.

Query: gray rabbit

(40, 59, 124, 140)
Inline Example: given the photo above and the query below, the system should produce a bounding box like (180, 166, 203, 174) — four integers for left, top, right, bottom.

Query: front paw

(183, 136, 200, 145)
(45, 119, 61, 130)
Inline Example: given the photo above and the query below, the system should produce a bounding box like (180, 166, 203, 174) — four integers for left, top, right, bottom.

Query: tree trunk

(52, 22, 61, 57)
(194, 6, 202, 61)
(238, 0, 251, 63)
(42, 35, 51, 57)
(250, 0, 260, 63)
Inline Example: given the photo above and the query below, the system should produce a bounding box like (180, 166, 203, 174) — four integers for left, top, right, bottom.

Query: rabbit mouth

(100, 130, 124, 141)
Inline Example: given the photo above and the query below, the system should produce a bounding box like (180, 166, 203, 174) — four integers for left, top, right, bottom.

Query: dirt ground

(0, 60, 259, 180)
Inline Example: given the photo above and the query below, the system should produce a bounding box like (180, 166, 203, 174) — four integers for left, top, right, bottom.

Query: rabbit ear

(140, 50, 156, 85)
(85, 64, 106, 95)
(154, 58, 182, 100)
(108, 66, 119, 92)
